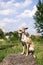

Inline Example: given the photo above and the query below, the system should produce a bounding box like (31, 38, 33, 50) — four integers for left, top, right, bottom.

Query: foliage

(0, 29, 5, 39)
(34, 0, 43, 35)
(34, 38, 43, 65)
(6, 31, 19, 42)
(0, 29, 43, 65)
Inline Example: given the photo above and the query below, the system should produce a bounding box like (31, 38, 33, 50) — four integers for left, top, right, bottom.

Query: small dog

(18, 27, 35, 58)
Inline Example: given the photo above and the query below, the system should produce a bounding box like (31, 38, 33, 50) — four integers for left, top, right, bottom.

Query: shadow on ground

(0, 54, 38, 65)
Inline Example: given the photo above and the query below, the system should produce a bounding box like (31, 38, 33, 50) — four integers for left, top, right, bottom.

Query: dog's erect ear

(24, 27, 28, 30)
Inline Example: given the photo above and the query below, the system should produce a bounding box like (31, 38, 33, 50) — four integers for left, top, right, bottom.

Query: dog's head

(18, 27, 28, 34)
(17, 27, 28, 38)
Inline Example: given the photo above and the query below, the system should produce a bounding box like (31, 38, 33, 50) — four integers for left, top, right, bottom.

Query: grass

(0, 37, 43, 65)
(33, 37, 43, 65)
(0, 40, 22, 62)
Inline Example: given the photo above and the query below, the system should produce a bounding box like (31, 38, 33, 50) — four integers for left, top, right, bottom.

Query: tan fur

(18, 27, 35, 57)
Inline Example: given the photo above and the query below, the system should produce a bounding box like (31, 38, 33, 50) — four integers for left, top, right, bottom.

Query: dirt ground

(0, 54, 38, 65)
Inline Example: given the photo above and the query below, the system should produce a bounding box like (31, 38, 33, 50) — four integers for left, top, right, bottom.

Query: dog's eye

(19, 30, 22, 31)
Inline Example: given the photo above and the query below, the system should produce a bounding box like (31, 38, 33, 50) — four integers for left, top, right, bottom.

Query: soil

(0, 54, 38, 65)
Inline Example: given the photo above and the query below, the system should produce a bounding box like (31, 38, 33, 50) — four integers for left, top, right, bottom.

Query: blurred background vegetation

(0, 28, 43, 65)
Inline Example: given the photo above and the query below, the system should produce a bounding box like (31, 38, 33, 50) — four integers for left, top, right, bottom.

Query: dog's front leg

(26, 44, 29, 56)
(21, 45, 25, 55)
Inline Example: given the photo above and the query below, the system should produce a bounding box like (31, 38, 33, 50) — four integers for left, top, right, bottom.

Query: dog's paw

(26, 53, 28, 56)
(21, 52, 24, 55)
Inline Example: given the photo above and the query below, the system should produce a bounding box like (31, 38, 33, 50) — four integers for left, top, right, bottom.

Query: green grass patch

(0, 38, 43, 65)
(34, 38, 43, 65)
(0, 40, 22, 62)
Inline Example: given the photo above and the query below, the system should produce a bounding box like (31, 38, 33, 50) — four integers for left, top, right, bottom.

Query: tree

(34, 0, 43, 35)
(6, 31, 19, 41)
(0, 29, 5, 39)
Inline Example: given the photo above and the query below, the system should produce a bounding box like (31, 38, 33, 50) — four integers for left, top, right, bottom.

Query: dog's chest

(21, 34, 27, 42)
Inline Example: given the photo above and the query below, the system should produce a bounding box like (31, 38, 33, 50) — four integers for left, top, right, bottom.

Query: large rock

(0, 54, 38, 65)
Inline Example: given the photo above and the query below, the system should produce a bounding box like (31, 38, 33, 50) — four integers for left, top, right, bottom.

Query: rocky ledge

(0, 54, 38, 65)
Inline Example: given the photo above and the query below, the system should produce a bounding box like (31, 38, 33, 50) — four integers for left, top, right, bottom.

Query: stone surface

(0, 54, 38, 65)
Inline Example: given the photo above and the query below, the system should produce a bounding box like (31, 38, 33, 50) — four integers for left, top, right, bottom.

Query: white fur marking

(21, 34, 26, 42)
(29, 47, 34, 51)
